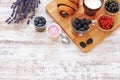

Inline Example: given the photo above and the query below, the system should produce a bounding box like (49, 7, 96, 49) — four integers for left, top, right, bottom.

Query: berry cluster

(99, 16, 114, 30)
(34, 16, 46, 27)
(72, 18, 92, 31)
(105, 0, 119, 13)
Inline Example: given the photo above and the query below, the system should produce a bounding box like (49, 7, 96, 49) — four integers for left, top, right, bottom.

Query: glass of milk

(83, 0, 103, 16)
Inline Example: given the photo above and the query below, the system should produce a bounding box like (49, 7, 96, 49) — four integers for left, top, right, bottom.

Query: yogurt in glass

(47, 23, 61, 40)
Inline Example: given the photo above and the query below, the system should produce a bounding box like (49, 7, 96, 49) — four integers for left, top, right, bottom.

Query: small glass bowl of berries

(34, 16, 46, 32)
(71, 14, 96, 36)
(105, 0, 120, 15)
(98, 15, 114, 31)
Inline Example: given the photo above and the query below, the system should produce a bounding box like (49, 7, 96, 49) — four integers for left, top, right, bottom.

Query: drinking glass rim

(83, 0, 104, 10)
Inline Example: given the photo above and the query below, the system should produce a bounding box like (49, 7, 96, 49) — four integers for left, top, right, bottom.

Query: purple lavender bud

(27, 20, 30, 24)
(8, 21, 11, 24)
(5, 17, 11, 22)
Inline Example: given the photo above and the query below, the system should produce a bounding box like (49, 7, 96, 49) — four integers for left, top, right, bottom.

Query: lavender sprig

(6, 0, 41, 25)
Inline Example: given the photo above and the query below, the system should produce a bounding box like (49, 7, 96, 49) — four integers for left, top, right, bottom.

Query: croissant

(57, 0, 80, 17)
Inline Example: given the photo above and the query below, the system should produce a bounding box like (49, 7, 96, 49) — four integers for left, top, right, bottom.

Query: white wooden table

(0, 0, 120, 80)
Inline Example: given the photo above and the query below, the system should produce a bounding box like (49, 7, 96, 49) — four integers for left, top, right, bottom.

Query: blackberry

(81, 19, 85, 25)
(87, 20, 92, 24)
(72, 22, 77, 28)
(80, 42, 86, 48)
(87, 38, 93, 45)
(83, 25, 89, 30)
(72, 22, 80, 30)
(74, 18, 81, 24)
(85, 20, 92, 25)
(79, 27, 86, 31)
(82, 18, 87, 22)
(78, 24, 82, 28)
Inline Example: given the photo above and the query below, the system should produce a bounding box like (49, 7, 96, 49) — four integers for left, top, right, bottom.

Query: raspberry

(99, 15, 114, 30)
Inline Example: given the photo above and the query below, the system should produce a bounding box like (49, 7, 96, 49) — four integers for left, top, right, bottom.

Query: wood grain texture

(46, 0, 120, 52)
(1, 0, 120, 80)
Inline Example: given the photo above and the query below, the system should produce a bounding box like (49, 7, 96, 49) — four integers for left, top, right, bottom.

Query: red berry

(99, 15, 114, 30)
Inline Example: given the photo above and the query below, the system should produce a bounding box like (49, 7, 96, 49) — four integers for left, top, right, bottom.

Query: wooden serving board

(46, 0, 120, 53)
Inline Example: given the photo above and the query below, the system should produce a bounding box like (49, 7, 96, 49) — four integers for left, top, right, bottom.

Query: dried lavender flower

(6, 0, 41, 25)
